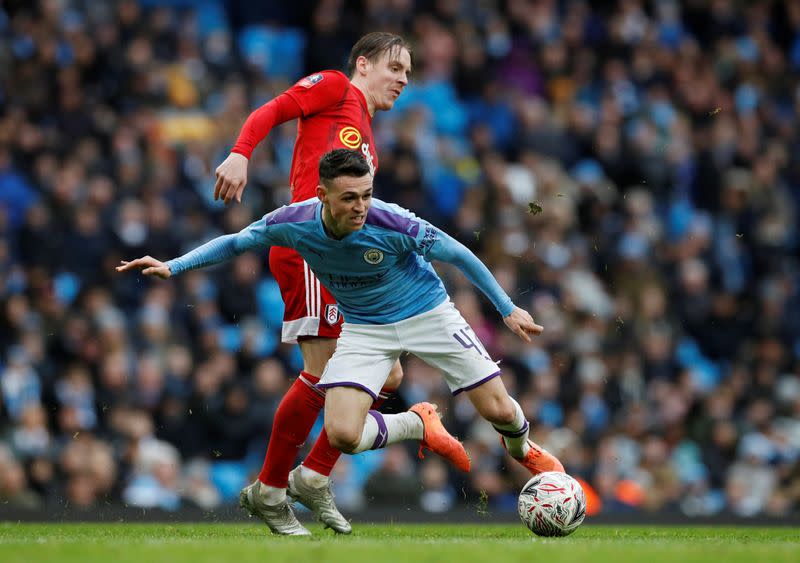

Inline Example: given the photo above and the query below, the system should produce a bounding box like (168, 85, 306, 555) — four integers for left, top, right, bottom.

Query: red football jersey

(231, 70, 378, 203)
(283, 71, 377, 202)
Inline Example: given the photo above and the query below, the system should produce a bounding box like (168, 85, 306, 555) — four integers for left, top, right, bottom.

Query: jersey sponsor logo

(339, 126, 362, 149)
(419, 226, 438, 253)
(298, 73, 324, 88)
(363, 248, 384, 264)
(361, 142, 376, 175)
(324, 304, 340, 325)
(323, 271, 387, 288)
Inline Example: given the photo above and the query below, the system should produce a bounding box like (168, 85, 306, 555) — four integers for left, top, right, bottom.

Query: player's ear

(316, 184, 326, 202)
(356, 55, 369, 75)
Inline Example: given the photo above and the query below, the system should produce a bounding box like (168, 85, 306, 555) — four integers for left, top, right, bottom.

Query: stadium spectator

(0, 0, 798, 519)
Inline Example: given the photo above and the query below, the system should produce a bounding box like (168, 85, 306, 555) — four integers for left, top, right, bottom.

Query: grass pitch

(0, 523, 796, 563)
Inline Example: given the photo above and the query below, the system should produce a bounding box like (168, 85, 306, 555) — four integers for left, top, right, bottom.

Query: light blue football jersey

(167, 198, 514, 324)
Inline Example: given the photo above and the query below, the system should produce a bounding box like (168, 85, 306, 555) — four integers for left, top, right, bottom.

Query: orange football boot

(501, 437, 565, 475)
(409, 402, 471, 472)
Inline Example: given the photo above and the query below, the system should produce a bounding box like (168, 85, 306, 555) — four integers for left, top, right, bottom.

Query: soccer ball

(517, 472, 586, 537)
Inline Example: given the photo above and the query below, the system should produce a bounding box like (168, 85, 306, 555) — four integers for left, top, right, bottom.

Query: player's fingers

(222, 181, 235, 204)
(218, 180, 229, 203)
(527, 323, 544, 335)
(117, 258, 144, 271)
(235, 183, 245, 203)
(516, 326, 531, 343)
(213, 175, 224, 200)
(142, 266, 165, 277)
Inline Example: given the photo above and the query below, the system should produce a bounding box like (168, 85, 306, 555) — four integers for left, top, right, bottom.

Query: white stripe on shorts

(307, 264, 319, 317)
(304, 261, 312, 317)
(315, 275, 321, 317)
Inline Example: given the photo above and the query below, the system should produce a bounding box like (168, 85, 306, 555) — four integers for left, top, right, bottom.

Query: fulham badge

(324, 304, 340, 325)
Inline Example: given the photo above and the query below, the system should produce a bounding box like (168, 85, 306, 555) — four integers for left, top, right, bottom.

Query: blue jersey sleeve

(409, 222, 515, 318)
(166, 216, 284, 275)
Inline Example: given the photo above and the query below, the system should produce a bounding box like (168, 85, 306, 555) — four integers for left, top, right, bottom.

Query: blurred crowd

(1, 0, 800, 519)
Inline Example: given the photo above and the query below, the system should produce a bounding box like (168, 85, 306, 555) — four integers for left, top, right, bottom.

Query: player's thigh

(384, 359, 403, 390)
(298, 337, 338, 376)
(317, 323, 400, 400)
(402, 301, 500, 395)
(462, 376, 516, 423)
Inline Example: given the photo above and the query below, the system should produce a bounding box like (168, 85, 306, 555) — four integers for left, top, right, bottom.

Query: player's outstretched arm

(214, 89, 307, 205)
(116, 256, 172, 279)
(423, 227, 545, 340)
(117, 218, 276, 278)
(503, 307, 544, 343)
(214, 152, 249, 204)
(424, 228, 514, 314)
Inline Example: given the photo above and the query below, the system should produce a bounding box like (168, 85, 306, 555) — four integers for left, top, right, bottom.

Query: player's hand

(116, 256, 172, 279)
(503, 307, 543, 343)
(214, 152, 249, 204)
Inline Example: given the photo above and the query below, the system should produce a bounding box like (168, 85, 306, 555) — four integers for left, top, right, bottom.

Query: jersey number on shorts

(452, 327, 491, 360)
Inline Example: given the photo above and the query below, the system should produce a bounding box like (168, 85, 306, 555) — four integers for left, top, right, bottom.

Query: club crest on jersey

(298, 73, 324, 88)
(363, 248, 384, 265)
(324, 304, 340, 325)
(339, 126, 362, 149)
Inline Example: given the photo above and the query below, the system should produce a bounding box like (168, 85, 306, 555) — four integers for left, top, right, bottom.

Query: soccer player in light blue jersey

(118, 149, 565, 501)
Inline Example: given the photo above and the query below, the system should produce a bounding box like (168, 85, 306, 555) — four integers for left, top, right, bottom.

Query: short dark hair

(319, 149, 371, 186)
(347, 32, 411, 77)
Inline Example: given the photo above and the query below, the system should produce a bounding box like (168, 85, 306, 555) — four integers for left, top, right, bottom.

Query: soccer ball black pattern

(517, 472, 587, 537)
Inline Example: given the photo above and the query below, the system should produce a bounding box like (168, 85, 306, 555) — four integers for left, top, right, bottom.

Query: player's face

(362, 47, 411, 111)
(319, 174, 374, 237)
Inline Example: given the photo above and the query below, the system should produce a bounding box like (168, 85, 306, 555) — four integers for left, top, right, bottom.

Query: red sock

(258, 372, 325, 488)
(302, 387, 396, 477)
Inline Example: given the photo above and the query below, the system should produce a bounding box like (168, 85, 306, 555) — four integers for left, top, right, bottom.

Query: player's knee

(495, 398, 518, 425)
(479, 396, 516, 426)
(325, 421, 361, 454)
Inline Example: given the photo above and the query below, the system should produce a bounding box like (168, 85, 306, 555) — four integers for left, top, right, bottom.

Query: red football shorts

(269, 246, 343, 343)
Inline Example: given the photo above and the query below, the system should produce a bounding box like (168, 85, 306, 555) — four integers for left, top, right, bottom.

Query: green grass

(0, 523, 796, 563)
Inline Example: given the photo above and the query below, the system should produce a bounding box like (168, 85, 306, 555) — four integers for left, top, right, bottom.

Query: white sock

(298, 464, 329, 488)
(352, 410, 424, 453)
(257, 482, 287, 506)
(493, 397, 531, 459)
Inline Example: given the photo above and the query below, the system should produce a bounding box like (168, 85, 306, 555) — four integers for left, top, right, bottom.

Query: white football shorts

(316, 299, 501, 399)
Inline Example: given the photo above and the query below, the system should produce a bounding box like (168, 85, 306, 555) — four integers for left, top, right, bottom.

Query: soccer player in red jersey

(213, 33, 412, 535)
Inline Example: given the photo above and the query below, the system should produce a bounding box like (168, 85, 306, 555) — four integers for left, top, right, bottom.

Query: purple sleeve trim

(452, 371, 502, 396)
(316, 381, 378, 401)
(366, 206, 420, 237)
(267, 202, 318, 225)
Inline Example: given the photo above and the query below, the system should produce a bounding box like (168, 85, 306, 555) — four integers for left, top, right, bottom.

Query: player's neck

(349, 79, 376, 117)
(321, 207, 347, 240)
